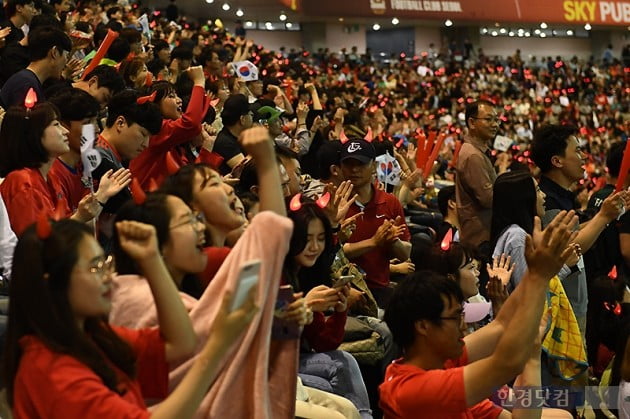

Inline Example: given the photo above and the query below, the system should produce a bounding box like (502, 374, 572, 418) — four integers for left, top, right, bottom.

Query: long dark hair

(3, 220, 136, 405)
(283, 200, 334, 292)
(113, 193, 172, 276)
(490, 170, 538, 246)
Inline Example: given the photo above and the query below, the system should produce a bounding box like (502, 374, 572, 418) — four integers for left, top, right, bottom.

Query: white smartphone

(230, 259, 261, 312)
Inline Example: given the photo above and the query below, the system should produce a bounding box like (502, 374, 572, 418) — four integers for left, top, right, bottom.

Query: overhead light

(481, 27, 488, 34)
(286, 22, 293, 28)
(221, 3, 230, 11)
(552, 30, 557, 36)
(245, 21, 253, 27)
(540, 32, 547, 37)
(494, 22, 500, 27)
(517, 32, 523, 37)
(205, 0, 214, 3)
(372, 23, 381, 30)
(508, 31, 514, 36)
(236, 8, 244, 17)
(338, 17, 344, 22)
(265, 21, 272, 27)
(566, 29, 574, 36)
(525, 32, 531, 37)
(279, 12, 287, 21)
(584, 22, 592, 30)
(445, 19, 453, 27)
(392, 17, 399, 25)
(491, 30, 498, 36)
(534, 28, 541, 34)
(517, 28, 524, 33)
(540, 22, 548, 29)
(499, 28, 506, 34)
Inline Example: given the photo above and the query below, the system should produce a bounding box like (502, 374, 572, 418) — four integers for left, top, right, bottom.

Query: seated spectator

(340, 138, 411, 307)
(0, 13, 62, 86)
(109, 127, 298, 418)
(92, 90, 162, 247)
(129, 67, 209, 189)
(0, 26, 71, 108)
(47, 88, 130, 213)
(118, 57, 150, 90)
(283, 196, 372, 418)
(380, 210, 577, 417)
(214, 94, 254, 175)
(436, 185, 459, 243)
(5, 217, 257, 417)
(0, 0, 35, 47)
(0, 101, 99, 235)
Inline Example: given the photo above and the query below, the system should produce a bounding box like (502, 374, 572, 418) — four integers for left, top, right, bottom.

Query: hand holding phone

(230, 260, 261, 312)
(333, 275, 353, 289)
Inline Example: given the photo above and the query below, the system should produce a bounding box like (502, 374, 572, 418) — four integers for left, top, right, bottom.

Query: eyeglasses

(89, 255, 115, 277)
(440, 311, 465, 324)
(472, 116, 501, 124)
(170, 212, 206, 230)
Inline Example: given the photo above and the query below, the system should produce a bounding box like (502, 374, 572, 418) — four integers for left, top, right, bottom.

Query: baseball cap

(340, 139, 376, 164)
(254, 105, 284, 123)
(221, 94, 255, 125)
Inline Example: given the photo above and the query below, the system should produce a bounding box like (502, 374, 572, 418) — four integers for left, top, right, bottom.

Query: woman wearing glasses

(109, 127, 300, 418)
(4, 217, 257, 418)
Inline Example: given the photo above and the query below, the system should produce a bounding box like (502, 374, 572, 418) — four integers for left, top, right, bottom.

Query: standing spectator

(455, 100, 499, 249)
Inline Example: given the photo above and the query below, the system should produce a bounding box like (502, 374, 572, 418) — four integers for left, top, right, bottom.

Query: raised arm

(461, 211, 577, 407)
(239, 126, 286, 216)
(115, 221, 196, 363)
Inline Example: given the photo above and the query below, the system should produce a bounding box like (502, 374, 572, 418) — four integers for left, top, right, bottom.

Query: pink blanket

(110, 211, 298, 418)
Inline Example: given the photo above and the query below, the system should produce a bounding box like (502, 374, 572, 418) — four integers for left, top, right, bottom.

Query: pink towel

(110, 211, 298, 418)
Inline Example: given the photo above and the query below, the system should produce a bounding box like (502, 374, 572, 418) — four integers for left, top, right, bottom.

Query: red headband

(440, 228, 453, 251)
(136, 91, 157, 105)
(289, 192, 330, 212)
(24, 88, 37, 110)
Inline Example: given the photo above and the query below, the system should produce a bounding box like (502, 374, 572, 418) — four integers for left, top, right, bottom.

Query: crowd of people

(0, 0, 629, 418)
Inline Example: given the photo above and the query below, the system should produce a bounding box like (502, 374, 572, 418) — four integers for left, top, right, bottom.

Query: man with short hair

(380, 211, 577, 417)
(341, 138, 411, 307)
(0, 26, 70, 108)
(0, 0, 37, 47)
(531, 124, 630, 335)
(73, 65, 124, 106)
(214, 94, 254, 175)
(455, 100, 499, 248)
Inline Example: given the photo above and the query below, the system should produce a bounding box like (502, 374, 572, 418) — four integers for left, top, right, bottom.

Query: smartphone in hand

(272, 285, 300, 340)
(230, 259, 261, 312)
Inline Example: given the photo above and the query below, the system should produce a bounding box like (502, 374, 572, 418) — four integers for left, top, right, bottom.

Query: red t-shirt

(49, 159, 90, 213)
(13, 326, 169, 419)
(200, 246, 231, 288)
(130, 86, 208, 189)
(0, 167, 72, 235)
(379, 347, 503, 419)
(345, 186, 410, 288)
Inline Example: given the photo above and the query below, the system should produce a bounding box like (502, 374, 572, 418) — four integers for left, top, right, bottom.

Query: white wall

(325, 23, 367, 54)
(245, 30, 303, 52)
(414, 26, 442, 56)
(480, 36, 593, 60)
